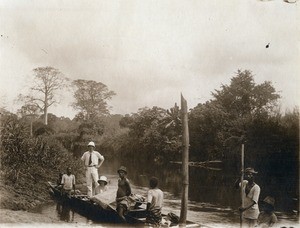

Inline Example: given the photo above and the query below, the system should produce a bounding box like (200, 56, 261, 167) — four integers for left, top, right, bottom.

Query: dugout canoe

(47, 181, 201, 227)
(48, 181, 147, 224)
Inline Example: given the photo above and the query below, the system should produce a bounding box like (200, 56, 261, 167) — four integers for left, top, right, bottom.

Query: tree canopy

(18, 67, 68, 125)
(72, 79, 116, 120)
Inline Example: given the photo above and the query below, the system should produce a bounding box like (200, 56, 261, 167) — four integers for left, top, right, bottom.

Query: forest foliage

(0, 68, 298, 212)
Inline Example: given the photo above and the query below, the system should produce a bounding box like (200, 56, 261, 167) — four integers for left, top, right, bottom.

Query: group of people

(235, 167, 278, 227)
(80, 141, 163, 225)
(57, 141, 278, 227)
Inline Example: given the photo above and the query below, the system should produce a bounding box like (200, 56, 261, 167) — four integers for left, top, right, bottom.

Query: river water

(32, 174, 298, 228)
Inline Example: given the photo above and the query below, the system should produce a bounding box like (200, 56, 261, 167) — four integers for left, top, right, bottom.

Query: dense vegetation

(110, 70, 299, 211)
(0, 69, 298, 213)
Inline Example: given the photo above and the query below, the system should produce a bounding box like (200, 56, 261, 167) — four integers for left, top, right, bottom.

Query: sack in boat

(128, 193, 146, 203)
(90, 196, 110, 209)
(90, 191, 115, 209)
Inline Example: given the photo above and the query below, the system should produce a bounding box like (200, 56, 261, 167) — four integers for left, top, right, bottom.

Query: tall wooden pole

(179, 94, 189, 224)
(240, 144, 245, 228)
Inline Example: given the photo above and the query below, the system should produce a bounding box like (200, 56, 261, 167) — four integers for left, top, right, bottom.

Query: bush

(1, 114, 81, 185)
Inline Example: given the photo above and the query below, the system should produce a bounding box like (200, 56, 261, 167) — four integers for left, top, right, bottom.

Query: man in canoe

(81, 141, 105, 197)
(116, 166, 132, 221)
(146, 177, 164, 226)
(257, 196, 278, 227)
(235, 167, 261, 227)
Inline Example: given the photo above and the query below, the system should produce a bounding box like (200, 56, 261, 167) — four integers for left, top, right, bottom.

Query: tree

(72, 79, 116, 120)
(17, 103, 40, 136)
(18, 67, 68, 125)
(212, 70, 280, 117)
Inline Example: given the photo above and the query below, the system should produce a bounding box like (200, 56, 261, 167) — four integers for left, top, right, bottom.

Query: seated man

(146, 177, 164, 226)
(116, 166, 131, 222)
(257, 196, 278, 227)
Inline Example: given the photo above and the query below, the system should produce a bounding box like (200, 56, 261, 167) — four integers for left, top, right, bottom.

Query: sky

(0, 0, 299, 118)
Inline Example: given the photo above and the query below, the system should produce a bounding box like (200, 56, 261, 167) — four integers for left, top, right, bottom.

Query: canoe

(47, 181, 201, 227)
(48, 181, 147, 224)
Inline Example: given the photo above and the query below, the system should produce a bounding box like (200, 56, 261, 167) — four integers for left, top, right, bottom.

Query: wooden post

(240, 144, 245, 228)
(179, 94, 189, 224)
(30, 120, 33, 137)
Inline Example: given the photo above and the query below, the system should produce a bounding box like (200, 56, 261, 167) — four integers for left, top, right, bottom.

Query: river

(30, 174, 298, 227)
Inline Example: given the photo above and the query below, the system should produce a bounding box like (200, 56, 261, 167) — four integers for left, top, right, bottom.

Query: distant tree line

(0, 67, 298, 212)
(110, 70, 299, 211)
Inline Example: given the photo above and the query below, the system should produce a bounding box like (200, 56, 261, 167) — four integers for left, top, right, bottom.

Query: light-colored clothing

(61, 174, 75, 190)
(95, 185, 108, 195)
(257, 211, 277, 227)
(146, 188, 163, 225)
(147, 188, 163, 211)
(81, 151, 104, 167)
(241, 180, 260, 220)
(81, 151, 104, 197)
(85, 167, 99, 197)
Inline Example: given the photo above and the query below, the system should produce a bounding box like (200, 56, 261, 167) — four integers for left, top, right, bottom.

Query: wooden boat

(48, 181, 147, 224)
(48, 181, 201, 227)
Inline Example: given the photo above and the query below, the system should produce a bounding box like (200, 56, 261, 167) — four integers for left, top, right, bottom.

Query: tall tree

(72, 79, 116, 120)
(212, 70, 280, 117)
(17, 103, 40, 136)
(18, 67, 68, 125)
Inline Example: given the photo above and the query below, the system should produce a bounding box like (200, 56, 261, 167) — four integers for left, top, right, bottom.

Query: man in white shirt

(235, 167, 261, 227)
(81, 141, 105, 197)
(61, 167, 75, 196)
(146, 177, 164, 226)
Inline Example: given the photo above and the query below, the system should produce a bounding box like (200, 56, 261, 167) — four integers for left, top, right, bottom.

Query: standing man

(61, 167, 75, 196)
(235, 167, 261, 227)
(81, 141, 104, 197)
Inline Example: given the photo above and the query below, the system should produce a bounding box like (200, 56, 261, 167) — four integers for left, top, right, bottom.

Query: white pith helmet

(87, 141, 95, 147)
(98, 176, 108, 184)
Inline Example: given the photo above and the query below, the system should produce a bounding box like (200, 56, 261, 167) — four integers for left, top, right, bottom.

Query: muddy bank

(0, 177, 50, 211)
(0, 175, 54, 224)
(0, 208, 61, 224)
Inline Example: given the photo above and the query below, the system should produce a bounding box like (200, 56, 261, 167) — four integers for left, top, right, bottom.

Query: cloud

(0, 0, 299, 116)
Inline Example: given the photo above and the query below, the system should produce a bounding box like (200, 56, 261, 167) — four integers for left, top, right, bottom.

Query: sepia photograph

(0, 0, 299, 227)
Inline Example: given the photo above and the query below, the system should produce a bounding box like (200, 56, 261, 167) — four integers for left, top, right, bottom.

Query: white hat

(87, 141, 95, 147)
(98, 176, 108, 184)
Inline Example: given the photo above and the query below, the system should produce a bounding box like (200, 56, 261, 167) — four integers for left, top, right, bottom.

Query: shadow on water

(56, 202, 74, 222)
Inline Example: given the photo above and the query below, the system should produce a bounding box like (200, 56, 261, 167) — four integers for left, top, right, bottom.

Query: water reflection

(30, 171, 298, 228)
(56, 202, 74, 222)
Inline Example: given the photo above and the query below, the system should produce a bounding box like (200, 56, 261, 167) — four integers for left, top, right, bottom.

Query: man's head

(117, 166, 127, 178)
(87, 141, 95, 152)
(244, 167, 257, 181)
(66, 167, 72, 175)
(149, 177, 159, 189)
(262, 196, 275, 212)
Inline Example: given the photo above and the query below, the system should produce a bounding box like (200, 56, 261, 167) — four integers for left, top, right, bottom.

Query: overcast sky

(0, 0, 299, 118)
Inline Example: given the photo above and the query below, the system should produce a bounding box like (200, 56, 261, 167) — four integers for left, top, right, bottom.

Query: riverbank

(0, 171, 56, 225)
(0, 174, 298, 227)
(0, 208, 60, 224)
(0, 174, 50, 211)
